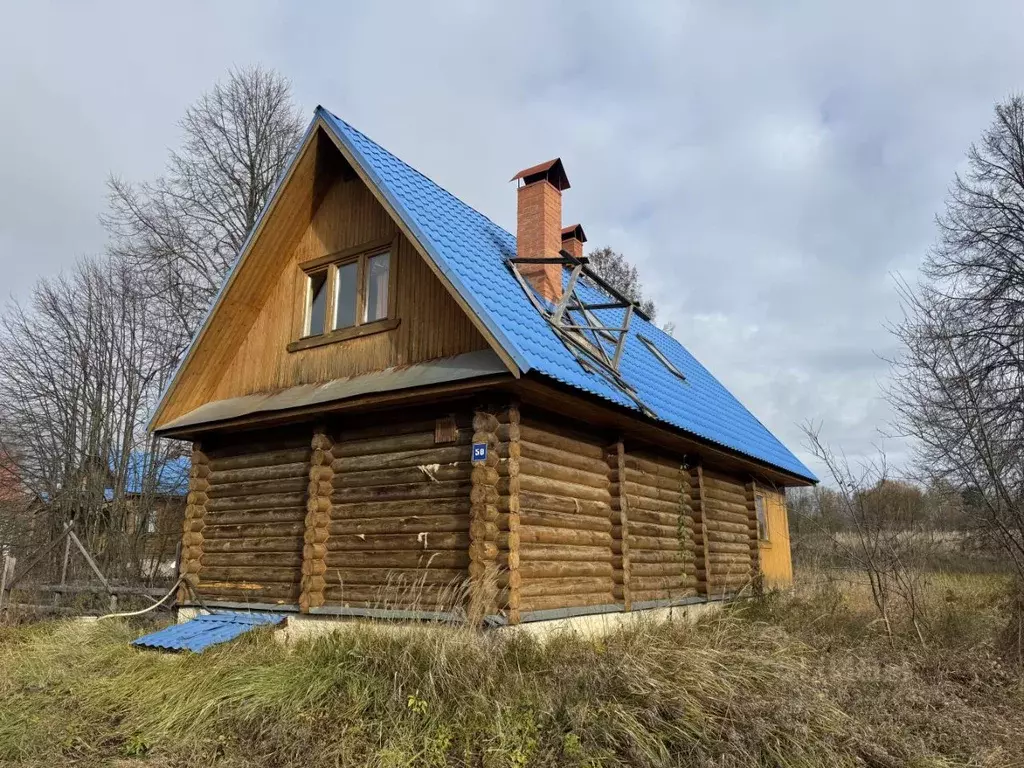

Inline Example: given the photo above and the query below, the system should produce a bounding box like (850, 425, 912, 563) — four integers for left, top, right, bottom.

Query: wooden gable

(152, 127, 491, 431)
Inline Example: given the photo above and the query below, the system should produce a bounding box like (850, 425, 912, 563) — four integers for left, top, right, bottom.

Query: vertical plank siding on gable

(156, 156, 489, 429)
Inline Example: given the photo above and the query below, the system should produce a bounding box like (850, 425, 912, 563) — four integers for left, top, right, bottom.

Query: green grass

(0, 573, 1021, 767)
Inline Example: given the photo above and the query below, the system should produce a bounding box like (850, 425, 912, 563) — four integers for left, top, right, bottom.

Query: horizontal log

(519, 439, 610, 476)
(198, 566, 300, 584)
(623, 466, 681, 493)
(331, 445, 468, 473)
(322, 584, 466, 605)
(625, 505, 681, 528)
(518, 508, 612, 533)
(517, 526, 612, 547)
(706, 541, 751, 554)
(631, 587, 698, 603)
(518, 543, 613, 563)
(206, 492, 306, 513)
(336, 418, 448, 443)
(194, 583, 300, 601)
(208, 462, 311, 486)
(331, 479, 471, 504)
(332, 430, 471, 458)
(333, 463, 471, 489)
(611, 482, 681, 505)
(697, 518, 751, 536)
(618, 520, 678, 540)
(519, 457, 609, 490)
(519, 474, 610, 504)
(518, 561, 613, 579)
(518, 422, 606, 460)
(622, 494, 684, 518)
(628, 549, 689, 564)
(208, 448, 310, 472)
(519, 591, 615, 613)
(332, 499, 470, 520)
(200, 521, 305, 540)
(323, 566, 467, 585)
(323, 551, 469, 569)
(203, 536, 304, 555)
(703, 531, 750, 545)
(699, 507, 751, 527)
(517, 576, 611, 597)
(631, 561, 685, 577)
(630, 575, 688, 591)
(703, 496, 752, 518)
(705, 552, 754, 564)
(519, 491, 610, 518)
(623, 453, 680, 478)
(329, 515, 470, 539)
(624, 534, 681, 552)
(207, 476, 308, 499)
(202, 551, 303, 568)
(326, 532, 469, 551)
(202, 507, 307, 527)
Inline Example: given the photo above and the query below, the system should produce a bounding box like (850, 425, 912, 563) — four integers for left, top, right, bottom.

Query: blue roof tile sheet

(133, 611, 285, 653)
(317, 109, 815, 483)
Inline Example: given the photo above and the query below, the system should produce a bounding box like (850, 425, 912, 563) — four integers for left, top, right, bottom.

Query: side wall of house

(177, 400, 791, 618)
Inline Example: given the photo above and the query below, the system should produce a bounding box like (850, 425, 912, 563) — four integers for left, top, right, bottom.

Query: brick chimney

(511, 158, 570, 302)
(561, 224, 587, 260)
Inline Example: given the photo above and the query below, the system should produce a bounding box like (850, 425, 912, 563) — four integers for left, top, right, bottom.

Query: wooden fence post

(0, 555, 15, 616)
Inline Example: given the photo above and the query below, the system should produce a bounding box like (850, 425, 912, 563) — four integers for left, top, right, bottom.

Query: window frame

(290, 237, 399, 352)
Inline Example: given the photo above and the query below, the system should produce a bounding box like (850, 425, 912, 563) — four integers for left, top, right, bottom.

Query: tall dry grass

(0, 572, 1021, 767)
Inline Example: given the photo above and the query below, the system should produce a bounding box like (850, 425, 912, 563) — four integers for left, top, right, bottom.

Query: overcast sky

(2, 1, 1022, 482)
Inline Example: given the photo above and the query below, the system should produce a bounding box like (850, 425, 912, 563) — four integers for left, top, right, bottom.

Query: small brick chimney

(561, 224, 587, 260)
(511, 158, 570, 302)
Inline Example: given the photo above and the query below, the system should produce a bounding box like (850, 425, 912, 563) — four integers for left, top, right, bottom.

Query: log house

(152, 108, 816, 625)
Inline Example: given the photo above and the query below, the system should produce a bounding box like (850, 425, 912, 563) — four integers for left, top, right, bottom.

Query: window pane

(755, 496, 769, 541)
(364, 252, 390, 323)
(335, 262, 358, 329)
(307, 271, 328, 336)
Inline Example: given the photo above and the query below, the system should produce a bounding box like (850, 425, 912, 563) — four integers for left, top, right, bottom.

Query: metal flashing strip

(518, 603, 625, 624)
(157, 349, 508, 433)
(630, 595, 707, 611)
(308, 605, 466, 622)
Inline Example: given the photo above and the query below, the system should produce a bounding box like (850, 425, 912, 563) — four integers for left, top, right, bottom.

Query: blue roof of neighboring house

(133, 612, 285, 653)
(318, 109, 816, 483)
(105, 452, 190, 500)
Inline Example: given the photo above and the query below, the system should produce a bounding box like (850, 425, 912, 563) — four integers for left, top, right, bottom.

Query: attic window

(290, 237, 400, 352)
(638, 335, 686, 381)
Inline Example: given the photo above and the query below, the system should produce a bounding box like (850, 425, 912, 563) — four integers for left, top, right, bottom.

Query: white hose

(95, 576, 185, 621)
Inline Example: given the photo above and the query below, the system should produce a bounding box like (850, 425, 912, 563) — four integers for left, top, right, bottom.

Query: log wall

(511, 416, 616, 614)
(323, 414, 474, 609)
(193, 432, 312, 605)
(694, 466, 757, 596)
(617, 450, 698, 604)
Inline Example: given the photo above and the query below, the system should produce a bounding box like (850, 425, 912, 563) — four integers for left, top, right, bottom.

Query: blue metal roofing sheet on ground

(318, 108, 816, 482)
(133, 612, 285, 653)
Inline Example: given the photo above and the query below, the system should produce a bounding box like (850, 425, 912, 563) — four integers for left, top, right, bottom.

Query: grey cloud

(3, 0, 1022, 481)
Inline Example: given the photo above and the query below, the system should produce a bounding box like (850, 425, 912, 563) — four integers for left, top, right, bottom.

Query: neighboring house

(108, 452, 189, 550)
(150, 108, 816, 624)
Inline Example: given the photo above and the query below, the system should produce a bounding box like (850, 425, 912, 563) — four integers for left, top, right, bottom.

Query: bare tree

(587, 247, 657, 320)
(888, 95, 1024, 586)
(103, 66, 304, 349)
(802, 425, 933, 646)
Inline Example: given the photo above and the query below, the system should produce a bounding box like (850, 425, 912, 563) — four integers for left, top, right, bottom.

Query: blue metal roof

(319, 108, 815, 482)
(104, 452, 190, 501)
(133, 611, 285, 653)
